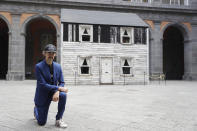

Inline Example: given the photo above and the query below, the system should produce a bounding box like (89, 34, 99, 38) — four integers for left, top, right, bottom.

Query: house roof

(61, 9, 148, 27)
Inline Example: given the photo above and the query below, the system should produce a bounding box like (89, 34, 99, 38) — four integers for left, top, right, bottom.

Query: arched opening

(25, 18, 56, 79)
(163, 26, 184, 80)
(0, 18, 9, 79)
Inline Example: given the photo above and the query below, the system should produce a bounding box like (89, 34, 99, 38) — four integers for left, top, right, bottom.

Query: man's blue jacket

(34, 60, 65, 106)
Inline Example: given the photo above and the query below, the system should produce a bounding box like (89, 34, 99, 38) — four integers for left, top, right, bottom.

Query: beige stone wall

(183, 22, 192, 32)
(47, 14, 61, 28)
(0, 11, 12, 24)
(145, 20, 154, 30)
(160, 21, 170, 31)
(20, 13, 36, 26)
(20, 13, 60, 29)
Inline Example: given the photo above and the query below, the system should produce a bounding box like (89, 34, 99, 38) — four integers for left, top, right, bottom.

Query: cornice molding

(1, 0, 197, 14)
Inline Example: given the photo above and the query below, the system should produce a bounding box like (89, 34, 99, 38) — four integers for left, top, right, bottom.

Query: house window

(120, 27, 133, 44)
(134, 28, 146, 44)
(79, 25, 93, 42)
(121, 58, 133, 75)
(79, 57, 91, 74)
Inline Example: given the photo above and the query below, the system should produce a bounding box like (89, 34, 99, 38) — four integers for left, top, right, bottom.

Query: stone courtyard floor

(0, 80, 197, 131)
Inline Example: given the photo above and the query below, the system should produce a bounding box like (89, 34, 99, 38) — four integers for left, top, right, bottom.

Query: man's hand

(58, 87, 68, 93)
(52, 91, 59, 102)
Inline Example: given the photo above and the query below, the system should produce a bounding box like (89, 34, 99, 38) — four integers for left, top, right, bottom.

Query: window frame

(120, 57, 134, 76)
(78, 56, 92, 75)
(79, 24, 93, 42)
(120, 27, 134, 45)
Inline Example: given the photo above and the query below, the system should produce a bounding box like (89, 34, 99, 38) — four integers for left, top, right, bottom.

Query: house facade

(0, 0, 197, 84)
(61, 9, 149, 85)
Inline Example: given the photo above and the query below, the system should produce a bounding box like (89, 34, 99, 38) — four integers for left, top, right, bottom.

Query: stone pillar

(56, 33, 61, 64)
(149, 21, 163, 75)
(190, 24, 197, 80)
(7, 13, 25, 80)
(183, 33, 192, 80)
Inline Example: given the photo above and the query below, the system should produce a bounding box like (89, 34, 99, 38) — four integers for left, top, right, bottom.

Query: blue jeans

(34, 92, 67, 126)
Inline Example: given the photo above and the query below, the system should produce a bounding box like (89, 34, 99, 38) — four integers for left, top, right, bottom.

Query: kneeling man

(34, 44, 68, 128)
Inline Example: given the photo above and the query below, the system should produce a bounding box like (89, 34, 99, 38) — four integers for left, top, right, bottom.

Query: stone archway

(25, 18, 57, 79)
(163, 26, 184, 80)
(0, 18, 9, 79)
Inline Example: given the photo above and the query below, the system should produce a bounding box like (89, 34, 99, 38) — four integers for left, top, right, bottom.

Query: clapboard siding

(62, 42, 148, 85)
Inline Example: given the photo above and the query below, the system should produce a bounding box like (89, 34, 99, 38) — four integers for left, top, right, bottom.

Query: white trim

(68, 24, 72, 42)
(186, 0, 189, 5)
(98, 25, 101, 43)
(73, 24, 76, 42)
(131, 27, 134, 44)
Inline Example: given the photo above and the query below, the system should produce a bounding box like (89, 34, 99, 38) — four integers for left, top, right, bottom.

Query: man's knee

(37, 120, 46, 126)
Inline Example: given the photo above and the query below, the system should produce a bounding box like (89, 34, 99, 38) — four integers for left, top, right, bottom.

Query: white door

(101, 58, 113, 84)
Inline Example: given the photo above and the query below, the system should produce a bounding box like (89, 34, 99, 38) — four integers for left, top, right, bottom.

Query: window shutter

(134, 28, 141, 44)
(76, 24, 79, 42)
(72, 24, 74, 42)
(117, 27, 120, 43)
(93, 25, 98, 42)
(63, 23, 68, 41)
(142, 28, 146, 44)
(100, 25, 110, 43)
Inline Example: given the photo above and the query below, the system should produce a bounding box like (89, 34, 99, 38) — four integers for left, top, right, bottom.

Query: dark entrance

(0, 19, 9, 79)
(25, 18, 56, 79)
(163, 26, 184, 80)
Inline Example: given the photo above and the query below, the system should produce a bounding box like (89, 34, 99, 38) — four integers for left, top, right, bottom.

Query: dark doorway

(25, 18, 56, 79)
(163, 26, 184, 80)
(0, 19, 9, 79)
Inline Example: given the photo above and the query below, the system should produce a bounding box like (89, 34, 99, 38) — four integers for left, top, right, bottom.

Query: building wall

(0, 1, 61, 80)
(191, 25, 197, 80)
(141, 13, 197, 80)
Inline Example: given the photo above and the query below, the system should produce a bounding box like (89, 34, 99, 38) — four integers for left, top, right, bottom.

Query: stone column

(7, 13, 25, 80)
(190, 24, 197, 80)
(149, 21, 163, 75)
(56, 32, 61, 64)
(183, 38, 192, 80)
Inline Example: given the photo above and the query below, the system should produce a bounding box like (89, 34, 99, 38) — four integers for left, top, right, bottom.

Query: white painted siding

(62, 42, 148, 85)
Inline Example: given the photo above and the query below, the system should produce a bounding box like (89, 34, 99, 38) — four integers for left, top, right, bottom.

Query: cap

(44, 44, 56, 52)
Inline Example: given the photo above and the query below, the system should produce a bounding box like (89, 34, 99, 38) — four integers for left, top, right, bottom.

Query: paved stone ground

(0, 80, 197, 131)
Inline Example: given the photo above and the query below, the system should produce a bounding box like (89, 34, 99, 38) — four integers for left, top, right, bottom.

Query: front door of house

(101, 58, 113, 84)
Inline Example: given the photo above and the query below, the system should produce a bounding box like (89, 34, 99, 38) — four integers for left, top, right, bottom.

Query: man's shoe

(55, 119, 68, 128)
